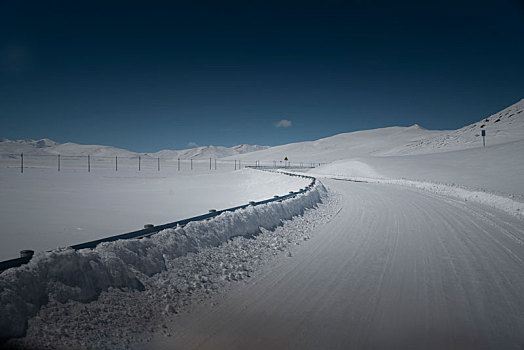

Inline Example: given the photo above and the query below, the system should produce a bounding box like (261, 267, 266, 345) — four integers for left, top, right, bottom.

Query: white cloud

(187, 141, 199, 147)
(275, 119, 292, 128)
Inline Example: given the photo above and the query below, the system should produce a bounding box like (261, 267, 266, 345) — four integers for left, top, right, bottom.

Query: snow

(247, 99, 524, 218)
(306, 139, 524, 219)
(0, 168, 310, 261)
(0, 138, 269, 159)
(312, 139, 524, 196)
(0, 180, 327, 343)
(148, 179, 524, 350)
(152, 144, 270, 160)
(227, 124, 445, 163)
(1, 98, 524, 348)
(228, 98, 524, 162)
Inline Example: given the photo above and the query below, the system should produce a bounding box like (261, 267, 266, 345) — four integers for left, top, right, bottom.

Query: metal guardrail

(0, 173, 316, 273)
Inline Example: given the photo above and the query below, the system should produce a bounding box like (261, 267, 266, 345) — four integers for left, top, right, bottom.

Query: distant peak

(34, 138, 59, 148)
(407, 124, 425, 130)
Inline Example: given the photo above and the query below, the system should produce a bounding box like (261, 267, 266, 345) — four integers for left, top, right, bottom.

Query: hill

(0, 139, 269, 159)
(227, 99, 524, 162)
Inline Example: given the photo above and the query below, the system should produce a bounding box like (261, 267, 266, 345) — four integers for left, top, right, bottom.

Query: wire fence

(0, 153, 324, 173)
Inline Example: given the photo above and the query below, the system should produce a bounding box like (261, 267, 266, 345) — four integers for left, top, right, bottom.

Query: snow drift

(0, 181, 325, 339)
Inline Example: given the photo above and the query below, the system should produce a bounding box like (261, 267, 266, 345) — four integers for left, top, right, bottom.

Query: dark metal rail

(0, 173, 316, 272)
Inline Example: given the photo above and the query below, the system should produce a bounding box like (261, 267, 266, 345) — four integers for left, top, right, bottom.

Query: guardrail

(0, 173, 316, 273)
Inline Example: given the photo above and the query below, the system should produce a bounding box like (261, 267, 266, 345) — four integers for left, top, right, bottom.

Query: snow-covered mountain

(2, 99, 522, 162)
(394, 98, 524, 155)
(226, 98, 524, 162)
(0, 138, 269, 159)
(152, 144, 270, 160)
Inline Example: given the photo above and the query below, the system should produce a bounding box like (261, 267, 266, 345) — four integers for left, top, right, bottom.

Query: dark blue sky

(1, 0, 523, 152)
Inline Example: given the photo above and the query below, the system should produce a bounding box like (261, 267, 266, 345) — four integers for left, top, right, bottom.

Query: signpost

(482, 129, 486, 147)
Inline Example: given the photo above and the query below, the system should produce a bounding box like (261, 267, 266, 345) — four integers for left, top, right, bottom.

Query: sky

(0, 0, 523, 152)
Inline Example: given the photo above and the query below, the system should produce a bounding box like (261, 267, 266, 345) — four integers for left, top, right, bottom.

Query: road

(149, 179, 524, 349)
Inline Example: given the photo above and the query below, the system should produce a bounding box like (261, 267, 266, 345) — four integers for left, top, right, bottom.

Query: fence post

(209, 157, 211, 170)
(214, 158, 216, 170)
(191, 158, 193, 170)
(138, 156, 141, 171)
(116, 156, 118, 172)
(88, 155, 90, 172)
(178, 157, 180, 171)
(21, 153, 23, 173)
(158, 157, 160, 171)
(235, 160, 237, 170)
(58, 154, 60, 171)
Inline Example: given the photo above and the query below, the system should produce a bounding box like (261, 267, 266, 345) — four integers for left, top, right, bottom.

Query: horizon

(1, 96, 522, 153)
(1, 0, 523, 152)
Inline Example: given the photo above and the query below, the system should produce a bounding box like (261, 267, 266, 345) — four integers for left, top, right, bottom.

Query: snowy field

(309, 139, 524, 197)
(1, 99, 524, 349)
(0, 167, 309, 261)
(1, 176, 327, 347)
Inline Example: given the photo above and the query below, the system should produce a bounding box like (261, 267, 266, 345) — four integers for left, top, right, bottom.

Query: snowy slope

(305, 100, 524, 218)
(0, 138, 137, 157)
(0, 138, 269, 159)
(394, 98, 524, 154)
(227, 124, 445, 162)
(152, 144, 270, 160)
(228, 98, 524, 162)
(312, 139, 524, 198)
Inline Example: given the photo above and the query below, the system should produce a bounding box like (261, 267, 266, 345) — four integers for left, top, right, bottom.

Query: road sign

(481, 130, 485, 136)
(482, 129, 486, 147)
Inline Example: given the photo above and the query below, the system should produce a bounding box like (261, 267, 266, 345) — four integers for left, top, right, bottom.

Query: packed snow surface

(149, 179, 524, 350)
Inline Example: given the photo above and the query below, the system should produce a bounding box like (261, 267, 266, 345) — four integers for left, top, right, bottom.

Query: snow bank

(311, 160, 384, 179)
(308, 144, 524, 220)
(0, 167, 310, 261)
(313, 170, 524, 220)
(381, 179, 524, 220)
(0, 181, 325, 339)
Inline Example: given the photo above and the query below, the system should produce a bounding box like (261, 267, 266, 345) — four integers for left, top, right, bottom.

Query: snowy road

(149, 179, 524, 350)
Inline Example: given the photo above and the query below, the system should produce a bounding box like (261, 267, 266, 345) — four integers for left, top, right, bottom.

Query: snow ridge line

(0, 173, 325, 339)
(315, 173, 524, 219)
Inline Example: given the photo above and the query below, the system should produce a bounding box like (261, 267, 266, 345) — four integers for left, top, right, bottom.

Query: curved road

(150, 179, 524, 349)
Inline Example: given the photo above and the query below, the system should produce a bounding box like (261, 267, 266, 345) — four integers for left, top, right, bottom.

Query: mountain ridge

(0, 139, 270, 159)
(225, 98, 524, 162)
